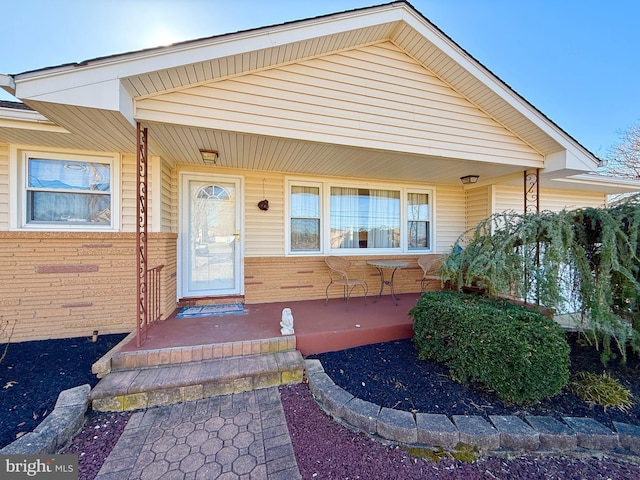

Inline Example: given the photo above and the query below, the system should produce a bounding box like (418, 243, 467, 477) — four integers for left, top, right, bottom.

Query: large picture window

(330, 187, 400, 249)
(19, 151, 117, 229)
(287, 179, 432, 255)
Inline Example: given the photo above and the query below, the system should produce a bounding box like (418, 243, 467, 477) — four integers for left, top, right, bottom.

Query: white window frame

(286, 177, 434, 256)
(406, 189, 432, 252)
(10, 147, 120, 231)
(285, 180, 323, 255)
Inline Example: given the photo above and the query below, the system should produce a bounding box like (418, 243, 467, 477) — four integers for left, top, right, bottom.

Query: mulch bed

(311, 333, 640, 429)
(4, 331, 640, 480)
(0, 334, 127, 449)
(281, 383, 640, 479)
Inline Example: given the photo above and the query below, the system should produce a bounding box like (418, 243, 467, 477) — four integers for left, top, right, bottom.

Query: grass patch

(405, 442, 479, 463)
(569, 371, 633, 412)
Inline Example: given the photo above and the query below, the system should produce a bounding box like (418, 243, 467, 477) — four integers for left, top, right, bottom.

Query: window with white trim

(287, 179, 432, 255)
(19, 151, 117, 229)
(407, 192, 430, 250)
(289, 182, 321, 252)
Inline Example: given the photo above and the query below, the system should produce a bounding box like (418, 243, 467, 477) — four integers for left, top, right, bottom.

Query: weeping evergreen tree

(438, 199, 640, 363)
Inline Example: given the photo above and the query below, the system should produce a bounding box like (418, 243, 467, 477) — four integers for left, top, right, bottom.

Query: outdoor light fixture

(199, 149, 219, 165)
(460, 175, 479, 185)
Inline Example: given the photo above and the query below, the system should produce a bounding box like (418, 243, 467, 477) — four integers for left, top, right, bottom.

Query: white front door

(179, 174, 243, 298)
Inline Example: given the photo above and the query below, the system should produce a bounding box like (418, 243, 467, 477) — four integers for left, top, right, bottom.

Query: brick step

(90, 350, 304, 412)
(110, 336, 296, 372)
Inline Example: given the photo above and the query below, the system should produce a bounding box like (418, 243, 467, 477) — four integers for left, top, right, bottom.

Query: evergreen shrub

(410, 291, 570, 405)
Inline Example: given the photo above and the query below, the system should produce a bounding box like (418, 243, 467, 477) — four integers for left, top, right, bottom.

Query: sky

(1, 0, 638, 158)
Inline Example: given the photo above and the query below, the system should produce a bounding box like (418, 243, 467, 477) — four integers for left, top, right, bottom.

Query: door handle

(233, 231, 241, 241)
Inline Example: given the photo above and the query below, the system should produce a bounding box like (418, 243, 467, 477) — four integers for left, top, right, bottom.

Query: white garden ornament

(280, 308, 294, 335)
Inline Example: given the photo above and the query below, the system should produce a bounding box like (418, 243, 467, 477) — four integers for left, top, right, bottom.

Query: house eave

(548, 174, 640, 194)
(0, 74, 16, 95)
(11, 4, 405, 101)
(0, 104, 69, 133)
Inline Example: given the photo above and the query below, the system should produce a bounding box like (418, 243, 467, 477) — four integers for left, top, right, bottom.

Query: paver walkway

(95, 387, 301, 480)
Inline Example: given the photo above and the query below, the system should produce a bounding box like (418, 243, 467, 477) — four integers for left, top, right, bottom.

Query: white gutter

(0, 74, 16, 95)
(0, 105, 70, 133)
(550, 173, 640, 194)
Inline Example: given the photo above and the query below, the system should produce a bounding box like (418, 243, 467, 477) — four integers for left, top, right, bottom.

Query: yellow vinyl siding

(465, 186, 491, 232)
(540, 189, 607, 211)
(120, 154, 137, 231)
(244, 173, 285, 257)
(137, 42, 543, 167)
(0, 143, 8, 229)
(494, 186, 525, 215)
(160, 158, 173, 232)
(122, 154, 166, 232)
(494, 186, 606, 214)
(432, 185, 466, 253)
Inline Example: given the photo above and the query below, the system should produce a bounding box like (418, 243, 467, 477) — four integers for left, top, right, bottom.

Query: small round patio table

(367, 260, 409, 305)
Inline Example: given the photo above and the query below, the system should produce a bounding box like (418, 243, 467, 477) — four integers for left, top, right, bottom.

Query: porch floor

(120, 293, 421, 357)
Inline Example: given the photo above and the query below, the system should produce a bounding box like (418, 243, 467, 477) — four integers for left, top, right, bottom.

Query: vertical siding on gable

(0, 143, 8, 229)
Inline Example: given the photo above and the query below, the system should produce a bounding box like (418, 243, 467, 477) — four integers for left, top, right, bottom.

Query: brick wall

(244, 255, 438, 304)
(0, 232, 177, 343)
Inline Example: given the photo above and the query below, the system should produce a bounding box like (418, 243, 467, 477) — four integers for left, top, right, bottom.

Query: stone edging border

(305, 359, 640, 456)
(0, 384, 90, 455)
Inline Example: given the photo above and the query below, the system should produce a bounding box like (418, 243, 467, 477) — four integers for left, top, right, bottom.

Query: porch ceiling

(146, 121, 526, 185)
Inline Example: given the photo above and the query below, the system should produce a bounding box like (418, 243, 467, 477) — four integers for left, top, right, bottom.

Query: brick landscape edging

(0, 384, 90, 454)
(305, 359, 640, 456)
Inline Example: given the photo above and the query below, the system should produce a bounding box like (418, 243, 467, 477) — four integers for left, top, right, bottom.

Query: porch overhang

(136, 121, 540, 186)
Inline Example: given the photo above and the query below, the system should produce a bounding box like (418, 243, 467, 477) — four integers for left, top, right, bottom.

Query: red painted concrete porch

(120, 293, 421, 358)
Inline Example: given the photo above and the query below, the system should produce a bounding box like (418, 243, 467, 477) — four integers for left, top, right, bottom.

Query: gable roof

(0, 1, 625, 189)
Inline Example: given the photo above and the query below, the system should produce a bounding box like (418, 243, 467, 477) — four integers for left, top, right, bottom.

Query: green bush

(410, 291, 570, 405)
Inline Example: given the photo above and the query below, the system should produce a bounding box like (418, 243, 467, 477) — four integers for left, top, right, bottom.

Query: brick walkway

(95, 387, 301, 480)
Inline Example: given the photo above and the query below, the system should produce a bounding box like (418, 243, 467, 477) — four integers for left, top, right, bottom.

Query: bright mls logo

(1, 455, 78, 479)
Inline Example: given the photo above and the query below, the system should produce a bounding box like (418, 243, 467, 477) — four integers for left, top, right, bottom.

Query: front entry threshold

(177, 295, 245, 307)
